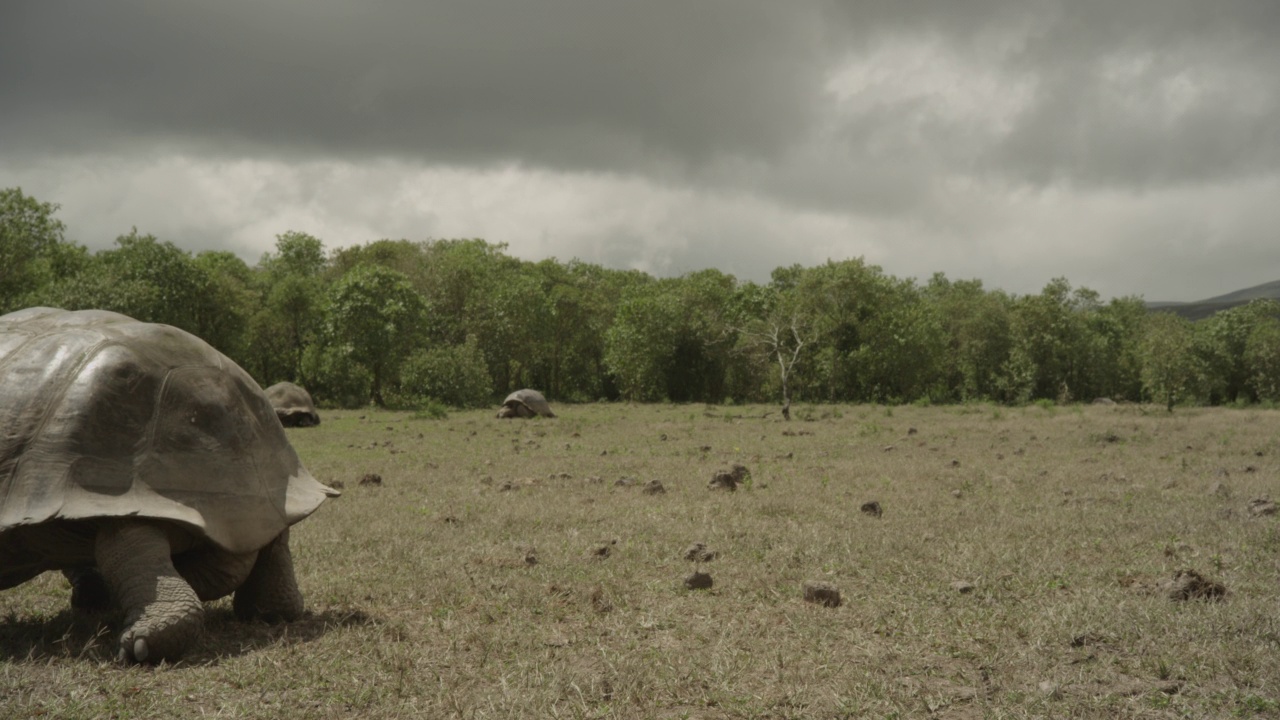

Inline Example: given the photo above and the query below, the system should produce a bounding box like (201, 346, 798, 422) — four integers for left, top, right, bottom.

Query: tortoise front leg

(233, 528, 304, 623)
(63, 567, 113, 614)
(95, 521, 203, 663)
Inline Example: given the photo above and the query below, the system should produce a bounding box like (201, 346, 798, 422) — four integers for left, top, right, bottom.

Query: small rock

(683, 542, 718, 562)
(802, 581, 841, 608)
(1038, 680, 1062, 699)
(950, 580, 975, 594)
(498, 480, 519, 492)
(358, 473, 383, 486)
(951, 489, 963, 499)
(524, 550, 538, 566)
(642, 479, 666, 495)
(949, 459, 961, 467)
(1164, 569, 1225, 601)
(882, 445, 895, 452)
(907, 427, 918, 435)
(860, 501, 882, 517)
(683, 571, 713, 590)
(614, 476, 637, 487)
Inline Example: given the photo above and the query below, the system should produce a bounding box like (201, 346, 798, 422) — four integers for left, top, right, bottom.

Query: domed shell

(265, 382, 321, 427)
(497, 388, 556, 418)
(0, 308, 337, 556)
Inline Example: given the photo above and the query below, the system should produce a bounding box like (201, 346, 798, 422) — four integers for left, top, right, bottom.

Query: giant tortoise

(0, 308, 339, 663)
(496, 388, 556, 418)
(265, 381, 321, 427)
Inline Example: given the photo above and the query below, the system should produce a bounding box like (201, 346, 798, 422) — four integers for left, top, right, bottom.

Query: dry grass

(3, 402, 1280, 718)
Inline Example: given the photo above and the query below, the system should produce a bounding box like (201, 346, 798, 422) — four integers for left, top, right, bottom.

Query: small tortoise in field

(0, 308, 339, 663)
(496, 388, 556, 419)
(265, 381, 321, 427)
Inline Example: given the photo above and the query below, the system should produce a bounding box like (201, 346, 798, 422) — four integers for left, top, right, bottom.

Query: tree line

(4, 186, 1279, 411)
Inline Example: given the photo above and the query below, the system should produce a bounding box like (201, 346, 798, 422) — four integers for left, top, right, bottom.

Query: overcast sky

(3, 1, 1279, 302)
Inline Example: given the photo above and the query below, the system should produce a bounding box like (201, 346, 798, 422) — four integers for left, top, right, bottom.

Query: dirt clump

(589, 540, 617, 559)
(358, 473, 383, 486)
(708, 464, 750, 491)
(1163, 569, 1226, 601)
(802, 581, 842, 607)
(860, 501, 883, 517)
(642, 479, 666, 495)
(683, 571, 713, 590)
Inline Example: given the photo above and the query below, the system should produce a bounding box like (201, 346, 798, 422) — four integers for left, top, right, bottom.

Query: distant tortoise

(0, 308, 339, 663)
(265, 381, 321, 427)
(497, 389, 556, 419)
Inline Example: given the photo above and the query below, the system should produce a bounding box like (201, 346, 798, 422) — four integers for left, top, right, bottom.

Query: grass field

(2, 402, 1279, 718)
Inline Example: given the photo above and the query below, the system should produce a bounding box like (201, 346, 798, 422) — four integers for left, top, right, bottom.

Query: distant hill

(1147, 279, 1280, 321)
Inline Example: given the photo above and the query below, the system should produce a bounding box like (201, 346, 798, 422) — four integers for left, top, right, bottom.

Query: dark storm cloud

(2, 1, 1279, 301)
(5, 1, 1279, 189)
(1, 1, 833, 171)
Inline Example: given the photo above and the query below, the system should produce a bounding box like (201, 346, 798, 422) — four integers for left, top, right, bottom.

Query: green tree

(323, 264, 428, 407)
(1244, 314, 1280, 402)
(1195, 299, 1280, 404)
(1083, 296, 1148, 402)
(191, 250, 255, 366)
(789, 259, 913, 402)
(40, 231, 234, 348)
(604, 281, 681, 401)
(1140, 311, 1201, 411)
(400, 335, 493, 408)
(739, 285, 808, 417)
(249, 232, 329, 384)
(924, 274, 1013, 402)
(1000, 279, 1102, 403)
(0, 187, 69, 312)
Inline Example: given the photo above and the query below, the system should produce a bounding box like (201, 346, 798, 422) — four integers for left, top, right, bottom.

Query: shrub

(399, 336, 493, 408)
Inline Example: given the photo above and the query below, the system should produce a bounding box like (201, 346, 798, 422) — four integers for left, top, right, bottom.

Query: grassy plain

(2, 402, 1280, 718)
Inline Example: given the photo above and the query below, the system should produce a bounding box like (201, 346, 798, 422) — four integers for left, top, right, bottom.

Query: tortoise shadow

(0, 604, 375, 666)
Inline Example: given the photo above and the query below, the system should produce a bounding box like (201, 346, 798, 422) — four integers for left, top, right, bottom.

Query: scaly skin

(233, 529, 304, 623)
(95, 522, 203, 663)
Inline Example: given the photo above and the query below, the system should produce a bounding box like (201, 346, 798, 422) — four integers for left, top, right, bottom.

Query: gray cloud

(2, 1, 1279, 301)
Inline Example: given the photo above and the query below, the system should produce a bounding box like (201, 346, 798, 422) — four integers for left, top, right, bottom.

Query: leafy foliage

(400, 335, 493, 408)
(323, 264, 427, 407)
(6, 185, 1280, 411)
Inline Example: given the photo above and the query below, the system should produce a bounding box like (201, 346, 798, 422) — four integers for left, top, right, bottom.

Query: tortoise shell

(497, 388, 556, 418)
(0, 308, 336, 565)
(265, 382, 321, 427)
